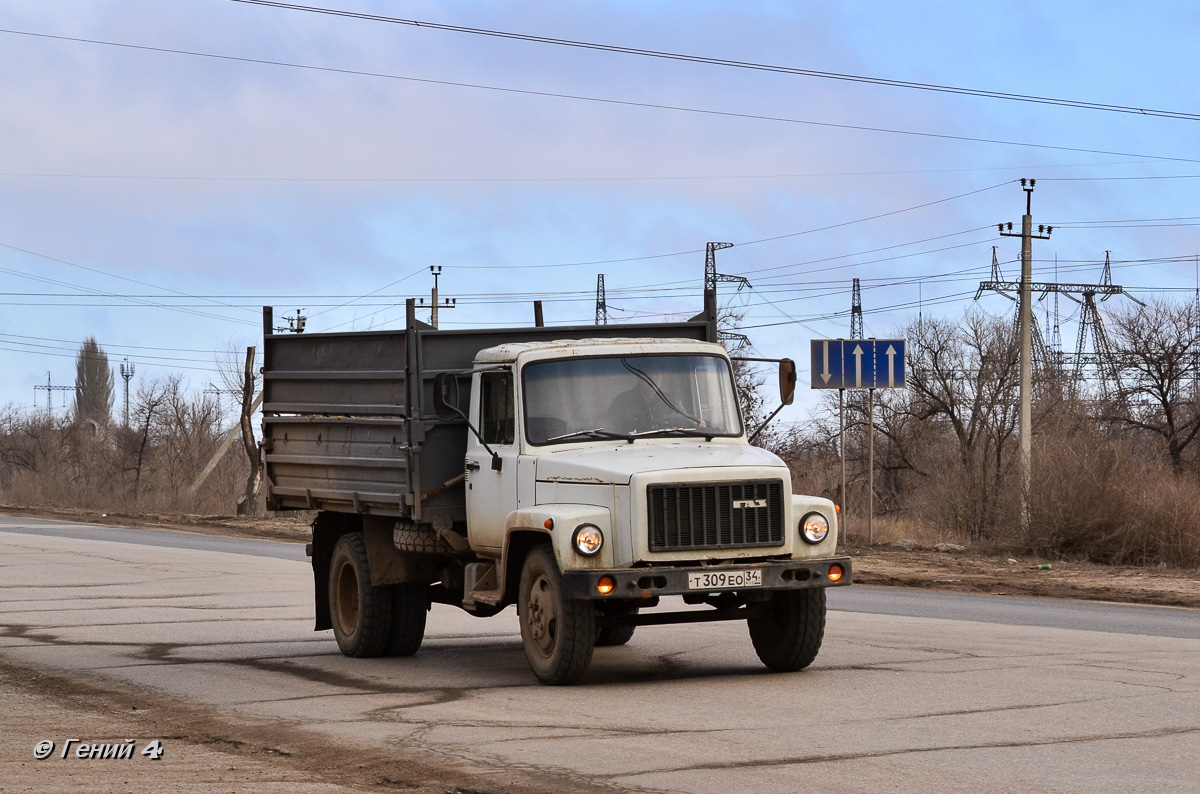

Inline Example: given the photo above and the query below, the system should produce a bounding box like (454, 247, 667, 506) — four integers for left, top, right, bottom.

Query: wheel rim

(334, 559, 360, 636)
(526, 574, 559, 659)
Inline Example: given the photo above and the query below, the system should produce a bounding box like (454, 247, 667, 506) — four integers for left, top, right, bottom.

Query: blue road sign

(873, 339, 905, 389)
(810, 339, 842, 389)
(810, 339, 905, 389)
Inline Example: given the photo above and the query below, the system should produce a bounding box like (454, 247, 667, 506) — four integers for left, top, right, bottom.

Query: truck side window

(480, 371, 515, 445)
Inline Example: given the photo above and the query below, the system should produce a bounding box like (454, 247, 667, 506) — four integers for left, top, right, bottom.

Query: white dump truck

(261, 297, 850, 684)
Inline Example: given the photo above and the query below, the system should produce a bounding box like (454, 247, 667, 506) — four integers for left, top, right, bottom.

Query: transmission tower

(120, 358, 135, 427)
(33, 371, 72, 414)
(704, 242, 749, 297)
(595, 274, 608, 325)
(990, 245, 1005, 282)
(1074, 291, 1121, 399)
(1048, 280, 1065, 384)
(977, 249, 1143, 398)
(850, 278, 864, 338)
(703, 242, 751, 349)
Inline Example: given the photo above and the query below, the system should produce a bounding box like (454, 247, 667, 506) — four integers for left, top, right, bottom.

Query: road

(2, 515, 1198, 793)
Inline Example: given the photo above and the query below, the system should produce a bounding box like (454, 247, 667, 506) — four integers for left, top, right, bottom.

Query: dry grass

(841, 514, 952, 547)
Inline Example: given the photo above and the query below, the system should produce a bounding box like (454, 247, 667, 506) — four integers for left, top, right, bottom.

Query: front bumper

(561, 557, 852, 600)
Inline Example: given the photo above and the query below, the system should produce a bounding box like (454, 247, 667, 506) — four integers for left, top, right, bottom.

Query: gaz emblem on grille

(733, 498, 767, 509)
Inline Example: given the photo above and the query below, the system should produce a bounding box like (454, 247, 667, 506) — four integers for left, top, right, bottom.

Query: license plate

(687, 569, 763, 590)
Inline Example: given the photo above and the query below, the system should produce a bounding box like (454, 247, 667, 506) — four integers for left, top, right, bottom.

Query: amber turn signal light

(596, 576, 616, 595)
(827, 564, 844, 583)
(544, 518, 554, 529)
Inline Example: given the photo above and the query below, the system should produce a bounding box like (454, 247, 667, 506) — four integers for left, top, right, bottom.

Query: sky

(2, 0, 1199, 425)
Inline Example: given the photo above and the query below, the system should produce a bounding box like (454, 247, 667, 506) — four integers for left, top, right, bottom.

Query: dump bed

(261, 299, 716, 524)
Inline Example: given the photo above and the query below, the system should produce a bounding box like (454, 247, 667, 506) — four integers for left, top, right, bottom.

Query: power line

(229, 1, 1200, 122)
(0, 344, 222, 374)
(0, 241, 256, 317)
(0, 244, 258, 326)
(0, 337, 218, 365)
(0, 160, 1163, 184)
(0, 332, 226, 354)
(5, 28, 1200, 165)
(310, 265, 428, 322)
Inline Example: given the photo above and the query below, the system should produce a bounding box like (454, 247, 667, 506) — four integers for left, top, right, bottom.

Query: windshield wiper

(544, 428, 633, 443)
(628, 427, 715, 440)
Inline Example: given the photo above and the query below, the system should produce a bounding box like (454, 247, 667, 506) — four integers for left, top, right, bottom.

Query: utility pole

(998, 179, 1051, 537)
(595, 274, 608, 325)
(281, 310, 307, 333)
(419, 265, 456, 329)
(120, 358, 135, 427)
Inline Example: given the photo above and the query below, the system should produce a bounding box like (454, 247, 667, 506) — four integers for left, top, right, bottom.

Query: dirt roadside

(4, 503, 1199, 609)
(0, 660, 568, 794)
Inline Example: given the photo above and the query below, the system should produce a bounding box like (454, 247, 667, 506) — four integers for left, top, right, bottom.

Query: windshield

(522, 354, 743, 445)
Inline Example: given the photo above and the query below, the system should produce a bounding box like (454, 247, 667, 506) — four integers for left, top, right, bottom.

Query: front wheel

(747, 588, 826, 672)
(519, 546, 595, 685)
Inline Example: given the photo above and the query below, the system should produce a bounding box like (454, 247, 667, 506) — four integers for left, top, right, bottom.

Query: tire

(328, 532, 393, 658)
(393, 523, 455, 556)
(747, 588, 826, 672)
(518, 545, 596, 685)
(595, 606, 638, 647)
(595, 625, 636, 646)
(386, 583, 428, 657)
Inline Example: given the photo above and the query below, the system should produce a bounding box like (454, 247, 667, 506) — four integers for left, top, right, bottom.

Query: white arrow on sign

(821, 340, 832, 384)
(852, 344, 864, 388)
(885, 344, 897, 388)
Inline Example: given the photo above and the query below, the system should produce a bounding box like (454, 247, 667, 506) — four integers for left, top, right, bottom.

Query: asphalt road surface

(2, 515, 1198, 793)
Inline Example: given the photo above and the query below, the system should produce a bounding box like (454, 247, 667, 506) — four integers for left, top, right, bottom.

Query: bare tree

(859, 311, 1022, 538)
(73, 337, 114, 428)
(126, 377, 172, 504)
(217, 342, 263, 514)
(1106, 300, 1200, 473)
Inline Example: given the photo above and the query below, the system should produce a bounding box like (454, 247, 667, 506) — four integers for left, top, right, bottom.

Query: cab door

(465, 368, 520, 552)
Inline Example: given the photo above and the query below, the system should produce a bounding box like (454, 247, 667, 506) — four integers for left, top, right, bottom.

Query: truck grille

(648, 480, 785, 552)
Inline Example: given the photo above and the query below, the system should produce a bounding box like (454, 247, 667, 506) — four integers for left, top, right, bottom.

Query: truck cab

(453, 338, 849, 682)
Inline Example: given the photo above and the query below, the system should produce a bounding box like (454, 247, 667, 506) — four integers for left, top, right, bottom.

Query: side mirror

(433, 372, 462, 420)
(778, 358, 796, 406)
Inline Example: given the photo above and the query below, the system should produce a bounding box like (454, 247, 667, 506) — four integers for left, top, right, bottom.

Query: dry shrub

(1028, 428, 1200, 568)
(0, 378, 249, 515)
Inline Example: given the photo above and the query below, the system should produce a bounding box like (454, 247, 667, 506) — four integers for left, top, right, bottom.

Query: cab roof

(475, 337, 729, 365)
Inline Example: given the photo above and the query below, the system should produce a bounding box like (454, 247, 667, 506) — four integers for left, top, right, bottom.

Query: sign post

(810, 339, 907, 545)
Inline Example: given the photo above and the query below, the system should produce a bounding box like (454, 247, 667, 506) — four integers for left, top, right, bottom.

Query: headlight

(800, 512, 829, 544)
(572, 524, 604, 556)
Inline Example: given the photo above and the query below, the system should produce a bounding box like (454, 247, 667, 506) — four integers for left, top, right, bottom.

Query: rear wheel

(748, 588, 826, 672)
(329, 532, 392, 658)
(386, 583, 428, 657)
(519, 546, 595, 685)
